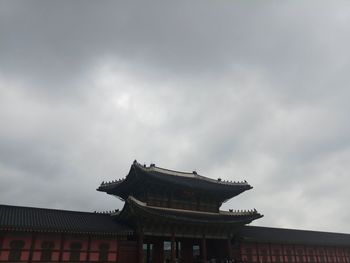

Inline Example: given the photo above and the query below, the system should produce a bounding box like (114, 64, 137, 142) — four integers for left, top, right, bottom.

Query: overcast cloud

(1, 1, 350, 233)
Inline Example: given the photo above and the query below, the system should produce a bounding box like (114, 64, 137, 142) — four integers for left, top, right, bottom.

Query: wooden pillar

(28, 233, 36, 263)
(146, 243, 151, 263)
(154, 239, 164, 263)
(227, 237, 233, 259)
(138, 232, 144, 263)
(268, 243, 273, 263)
(0, 234, 4, 252)
(293, 244, 298, 263)
(176, 241, 179, 259)
(324, 246, 330, 263)
(159, 239, 164, 263)
(86, 236, 91, 262)
(58, 234, 65, 263)
(201, 236, 207, 263)
(116, 239, 119, 263)
(334, 246, 339, 263)
(341, 247, 346, 263)
(180, 239, 190, 263)
(256, 243, 261, 263)
(281, 244, 286, 263)
(171, 233, 176, 263)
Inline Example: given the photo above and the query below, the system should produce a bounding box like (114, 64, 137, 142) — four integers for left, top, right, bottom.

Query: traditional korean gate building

(97, 161, 263, 263)
(1, 160, 350, 263)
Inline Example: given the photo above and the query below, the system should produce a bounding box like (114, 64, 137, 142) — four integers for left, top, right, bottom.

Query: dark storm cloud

(2, 1, 348, 90)
(1, 1, 350, 233)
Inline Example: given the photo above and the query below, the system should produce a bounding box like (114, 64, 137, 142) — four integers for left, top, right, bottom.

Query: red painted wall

(0, 233, 32, 262)
(89, 238, 118, 262)
(1, 231, 350, 263)
(0, 232, 128, 263)
(240, 242, 350, 263)
(32, 234, 61, 261)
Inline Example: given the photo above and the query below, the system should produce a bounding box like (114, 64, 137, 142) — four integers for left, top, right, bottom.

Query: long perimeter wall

(240, 242, 350, 263)
(0, 232, 137, 263)
(2, 232, 350, 263)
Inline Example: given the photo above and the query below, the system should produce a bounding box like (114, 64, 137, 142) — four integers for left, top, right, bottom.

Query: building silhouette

(1, 160, 350, 263)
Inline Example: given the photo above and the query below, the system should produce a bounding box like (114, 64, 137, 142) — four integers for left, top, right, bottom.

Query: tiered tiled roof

(0, 204, 132, 236)
(98, 161, 252, 201)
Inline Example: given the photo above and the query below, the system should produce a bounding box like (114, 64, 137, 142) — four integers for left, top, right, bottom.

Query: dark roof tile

(98, 161, 252, 201)
(0, 204, 132, 236)
(239, 225, 350, 246)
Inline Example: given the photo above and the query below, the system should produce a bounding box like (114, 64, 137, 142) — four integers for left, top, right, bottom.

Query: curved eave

(97, 180, 126, 194)
(118, 197, 263, 226)
(96, 165, 138, 200)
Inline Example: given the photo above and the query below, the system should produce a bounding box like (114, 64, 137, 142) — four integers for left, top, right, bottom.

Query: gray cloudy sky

(1, 1, 350, 233)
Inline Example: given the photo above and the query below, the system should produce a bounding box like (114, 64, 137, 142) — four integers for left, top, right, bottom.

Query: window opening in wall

(261, 248, 268, 263)
(319, 250, 325, 263)
(164, 241, 171, 263)
(143, 243, 153, 263)
(309, 250, 315, 263)
(41, 241, 54, 261)
(286, 249, 293, 263)
(98, 243, 110, 262)
(273, 249, 282, 263)
(69, 242, 82, 261)
(330, 250, 334, 263)
(297, 249, 303, 263)
(176, 241, 181, 261)
(345, 249, 350, 263)
(193, 245, 200, 262)
(9, 240, 25, 261)
(246, 248, 253, 263)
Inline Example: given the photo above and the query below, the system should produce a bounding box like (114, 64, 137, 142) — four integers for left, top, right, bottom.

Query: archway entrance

(142, 236, 233, 263)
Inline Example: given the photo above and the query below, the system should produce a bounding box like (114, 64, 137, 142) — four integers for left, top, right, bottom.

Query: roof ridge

(135, 161, 196, 177)
(0, 204, 110, 216)
(243, 225, 350, 236)
(134, 160, 251, 186)
(0, 204, 133, 236)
